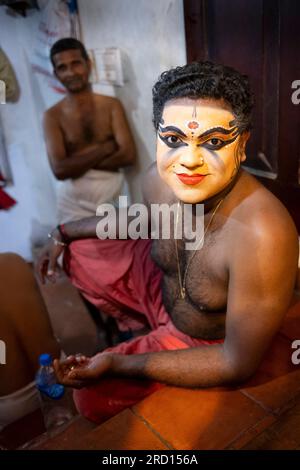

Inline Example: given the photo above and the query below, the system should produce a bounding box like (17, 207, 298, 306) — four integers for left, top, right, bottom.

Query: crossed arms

(43, 98, 136, 180)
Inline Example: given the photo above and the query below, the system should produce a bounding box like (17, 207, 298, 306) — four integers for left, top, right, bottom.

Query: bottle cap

(39, 353, 52, 366)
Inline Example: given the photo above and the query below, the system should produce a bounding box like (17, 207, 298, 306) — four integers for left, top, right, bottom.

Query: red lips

(176, 173, 207, 185)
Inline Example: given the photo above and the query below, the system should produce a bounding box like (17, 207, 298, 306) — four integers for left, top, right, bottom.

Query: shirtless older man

(44, 38, 136, 222)
(38, 61, 298, 424)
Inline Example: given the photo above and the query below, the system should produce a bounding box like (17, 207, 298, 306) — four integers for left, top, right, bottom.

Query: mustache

(65, 76, 83, 83)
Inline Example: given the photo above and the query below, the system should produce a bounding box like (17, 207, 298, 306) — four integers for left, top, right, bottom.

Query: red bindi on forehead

(187, 121, 199, 130)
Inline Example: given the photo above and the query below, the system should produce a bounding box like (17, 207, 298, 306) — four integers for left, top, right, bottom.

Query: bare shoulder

(94, 93, 122, 110)
(230, 171, 299, 261)
(43, 98, 66, 123)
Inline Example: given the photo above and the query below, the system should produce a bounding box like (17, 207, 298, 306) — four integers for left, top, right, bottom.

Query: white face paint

(156, 97, 247, 203)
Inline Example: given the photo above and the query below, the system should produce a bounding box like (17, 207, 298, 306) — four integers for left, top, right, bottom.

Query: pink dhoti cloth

(64, 239, 222, 424)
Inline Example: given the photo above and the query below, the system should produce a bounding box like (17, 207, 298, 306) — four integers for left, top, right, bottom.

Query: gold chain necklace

(174, 198, 224, 300)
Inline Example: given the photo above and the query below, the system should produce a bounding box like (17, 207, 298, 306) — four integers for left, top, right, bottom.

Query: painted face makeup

(156, 98, 246, 203)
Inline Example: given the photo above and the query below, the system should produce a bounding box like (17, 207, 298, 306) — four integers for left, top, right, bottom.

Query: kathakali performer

(37, 61, 299, 424)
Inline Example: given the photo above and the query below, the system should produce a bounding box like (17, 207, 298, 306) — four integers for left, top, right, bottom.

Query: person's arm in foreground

(54, 215, 299, 388)
(36, 217, 104, 284)
(36, 168, 151, 284)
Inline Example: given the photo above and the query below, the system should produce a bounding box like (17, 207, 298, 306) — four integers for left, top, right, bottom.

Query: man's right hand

(53, 352, 113, 389)
(35, 229, 65, 284)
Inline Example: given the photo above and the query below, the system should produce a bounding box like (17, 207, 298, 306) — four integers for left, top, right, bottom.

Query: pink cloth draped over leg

(64, 239, 223, 424)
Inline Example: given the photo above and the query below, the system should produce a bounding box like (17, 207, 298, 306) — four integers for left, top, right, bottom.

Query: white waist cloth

(57, 169, 125, 223)
(0, 381, 40, 431)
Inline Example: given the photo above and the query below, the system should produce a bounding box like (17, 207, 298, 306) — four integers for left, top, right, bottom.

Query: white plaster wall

(0, 1, 186, 259)
(78, 0, 187, 201)
(0, 7, 58, 260)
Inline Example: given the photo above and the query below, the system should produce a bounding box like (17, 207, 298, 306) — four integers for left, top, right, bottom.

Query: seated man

(0, 254, 60, 431)
(44, 38, 136, 223)
(37, 61, 299, 424)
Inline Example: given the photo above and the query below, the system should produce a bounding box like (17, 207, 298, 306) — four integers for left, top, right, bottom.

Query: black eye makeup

(202, 137, 226, 150)
(158, 123, 240, 150)
(158, 133, 188, 149)
(158, 124, 188, 149)
(201, 134, 239, 150)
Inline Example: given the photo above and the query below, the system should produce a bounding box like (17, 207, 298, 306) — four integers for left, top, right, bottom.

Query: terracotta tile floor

(132, 387, 267, 450)
(27, 293, 300, 450)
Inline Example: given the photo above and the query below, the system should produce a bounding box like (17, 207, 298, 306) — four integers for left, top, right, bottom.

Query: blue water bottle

(35, 353, 74, 434)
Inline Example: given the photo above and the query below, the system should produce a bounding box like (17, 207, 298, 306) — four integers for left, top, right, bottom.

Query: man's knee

(0, 253, 34, 295)
(0, 252, 28, 273)
(73, 377, 163, 424)
(73, 388, 103, 423)
(73, 381, 130, 424)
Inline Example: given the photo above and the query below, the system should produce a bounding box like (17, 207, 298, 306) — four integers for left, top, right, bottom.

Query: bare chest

(59, 102, 113, 151)
(151, 232, 229, 339)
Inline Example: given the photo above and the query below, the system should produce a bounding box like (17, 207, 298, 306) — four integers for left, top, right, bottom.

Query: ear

(239, 131, 250, 162)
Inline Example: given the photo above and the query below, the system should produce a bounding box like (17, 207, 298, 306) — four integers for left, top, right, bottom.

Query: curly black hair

(50, 38, 89, 67)
(152, 61, 253, 133)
